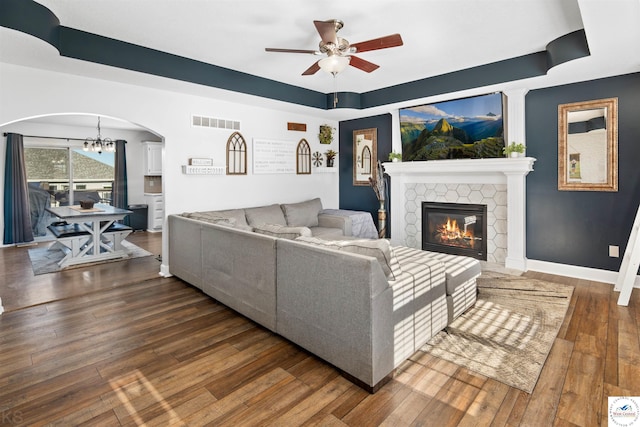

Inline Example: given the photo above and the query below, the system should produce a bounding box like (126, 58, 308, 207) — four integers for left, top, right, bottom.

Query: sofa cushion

(281, 198, 322, 227)
(181, 211, 237, 226)
(182, 210, 253, 231)
(296, 236, 400, 279)
(254, 223, 312, 240)
(309, 226, 344, 238)
(392, 247, 481, 295)
(216, 209, 251, 228)
(245, 204, 287, 227)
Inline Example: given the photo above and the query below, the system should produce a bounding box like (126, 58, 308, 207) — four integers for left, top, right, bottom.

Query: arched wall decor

(226, 132, 247, 175)
(296, 139, 311, 175)
(362, 145, 372, 174)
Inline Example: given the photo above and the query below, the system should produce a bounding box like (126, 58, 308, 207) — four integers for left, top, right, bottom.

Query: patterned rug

(422, 272, 574, 393)
(28, 240, 153, 275)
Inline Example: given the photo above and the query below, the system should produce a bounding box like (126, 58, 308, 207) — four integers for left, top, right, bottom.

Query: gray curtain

(112, 139, 129, 222)
(3, 133, 34, 244)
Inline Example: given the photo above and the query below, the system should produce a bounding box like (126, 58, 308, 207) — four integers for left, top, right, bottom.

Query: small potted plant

(318, 125, 335, 145)
(388, 151, 402, 162)
(325, 149, 338, 167)
(503, 142, 525, 158)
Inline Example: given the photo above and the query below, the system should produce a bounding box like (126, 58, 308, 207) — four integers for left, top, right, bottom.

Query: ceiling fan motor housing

(319, 37, 351, 56)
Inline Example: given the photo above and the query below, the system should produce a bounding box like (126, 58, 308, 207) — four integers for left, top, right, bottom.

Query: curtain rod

(3, 133, 85, 142)
(3, 133, 126, 142)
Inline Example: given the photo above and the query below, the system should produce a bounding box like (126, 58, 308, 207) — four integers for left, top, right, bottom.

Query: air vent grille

(192, 115, 240, 130)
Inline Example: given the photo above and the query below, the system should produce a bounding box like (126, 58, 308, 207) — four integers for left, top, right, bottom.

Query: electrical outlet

(609, 245, 619, 258)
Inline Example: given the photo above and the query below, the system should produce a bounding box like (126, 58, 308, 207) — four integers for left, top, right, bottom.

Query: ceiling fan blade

(265, 48, 320, 55)
(302, 61, 321, 76)
(314, 20, 338, 45)
(349, 55, 380, 73)
(351, 34, 403, 53)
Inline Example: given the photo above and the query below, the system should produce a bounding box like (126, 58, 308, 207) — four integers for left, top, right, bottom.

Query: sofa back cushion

(181, 211, 236, 226)
(296, 236, 400, 280)
(181, 211, 255, 231)
(216, 209, 252, 229)
(254, 223, 312, 240)
(245, 204, 287, 227)
(281, 198, 322, 228)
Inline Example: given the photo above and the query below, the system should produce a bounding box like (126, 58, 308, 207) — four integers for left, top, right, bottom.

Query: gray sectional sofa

(168, 198, 481, 391)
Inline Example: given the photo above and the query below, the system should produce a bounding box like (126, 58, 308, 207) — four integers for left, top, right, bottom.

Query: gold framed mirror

(353, 128, 377, 186)
(558, 97, 618, 192)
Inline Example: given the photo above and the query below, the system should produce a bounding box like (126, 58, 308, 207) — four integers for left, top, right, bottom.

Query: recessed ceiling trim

(0, 0, 590, 111)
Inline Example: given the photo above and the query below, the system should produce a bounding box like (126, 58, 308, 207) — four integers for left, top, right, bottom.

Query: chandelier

(83, 117, 114, 153)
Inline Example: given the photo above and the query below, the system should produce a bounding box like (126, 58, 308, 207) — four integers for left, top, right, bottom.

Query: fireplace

(422, 202, 487, 260)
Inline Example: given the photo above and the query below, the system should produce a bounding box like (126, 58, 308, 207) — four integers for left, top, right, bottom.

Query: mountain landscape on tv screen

(400, 94, 505, 160)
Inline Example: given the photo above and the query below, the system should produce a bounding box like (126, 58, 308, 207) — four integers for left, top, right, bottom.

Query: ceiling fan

(265, 19, 403, 76)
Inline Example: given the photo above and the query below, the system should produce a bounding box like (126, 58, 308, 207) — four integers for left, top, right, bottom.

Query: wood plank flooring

(0, 232, 639, 426)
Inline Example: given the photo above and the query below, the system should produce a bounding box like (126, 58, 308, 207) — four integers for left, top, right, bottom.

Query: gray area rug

(422, 271, 574, 393)
(28, 240, 153, 275)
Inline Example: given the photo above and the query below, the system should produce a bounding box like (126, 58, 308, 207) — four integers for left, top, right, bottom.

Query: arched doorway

(1, 113, 163, 245)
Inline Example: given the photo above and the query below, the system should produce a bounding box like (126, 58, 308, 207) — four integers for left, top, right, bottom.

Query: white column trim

(384, 157, 536, 268)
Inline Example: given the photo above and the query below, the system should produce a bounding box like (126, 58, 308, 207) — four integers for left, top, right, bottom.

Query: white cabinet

(143, 141, 162, 176)
(145, 194, 164, 231)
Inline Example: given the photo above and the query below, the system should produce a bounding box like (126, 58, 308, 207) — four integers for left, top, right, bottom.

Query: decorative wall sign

(189, 158, 213, 166)
(253, 138, 296, 174)
(288, 122, 307, 132)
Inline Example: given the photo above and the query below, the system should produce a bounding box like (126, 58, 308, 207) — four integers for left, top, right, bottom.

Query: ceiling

(2, 0, 640, 126)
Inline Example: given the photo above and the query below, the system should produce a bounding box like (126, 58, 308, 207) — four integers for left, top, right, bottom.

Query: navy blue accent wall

(338, 114, 393, 235)
(526, 72, 640, 271)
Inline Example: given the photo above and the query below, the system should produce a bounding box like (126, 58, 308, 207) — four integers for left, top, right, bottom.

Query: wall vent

(192, 115, 241, 130)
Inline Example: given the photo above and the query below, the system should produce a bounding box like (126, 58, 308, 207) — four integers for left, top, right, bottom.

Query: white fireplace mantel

(384, 157, 536, 270)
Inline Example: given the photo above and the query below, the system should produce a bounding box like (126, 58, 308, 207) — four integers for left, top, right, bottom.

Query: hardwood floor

(0, 233, 638, 426)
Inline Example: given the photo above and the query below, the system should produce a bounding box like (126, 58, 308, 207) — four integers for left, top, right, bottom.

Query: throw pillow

(244, 204, 287, 227)
(253, 223, 312, 239)
(281, 198, 322, 227)
(296, 236, 400, 280)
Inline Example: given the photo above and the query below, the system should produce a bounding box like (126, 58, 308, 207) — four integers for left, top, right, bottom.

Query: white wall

(0, 62, 340, 273)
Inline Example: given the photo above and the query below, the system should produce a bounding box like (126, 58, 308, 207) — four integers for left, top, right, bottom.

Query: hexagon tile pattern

(404, 183, 508, 264)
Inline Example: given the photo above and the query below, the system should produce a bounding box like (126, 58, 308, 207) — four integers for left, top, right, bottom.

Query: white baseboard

(526, 259, 640, 288)
(159, 263, 173, 278)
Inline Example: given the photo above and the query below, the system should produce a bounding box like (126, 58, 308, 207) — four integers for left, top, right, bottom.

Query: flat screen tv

(399, 92, 505, 161)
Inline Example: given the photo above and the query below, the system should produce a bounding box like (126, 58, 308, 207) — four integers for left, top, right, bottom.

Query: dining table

(45, 204, 133, 268)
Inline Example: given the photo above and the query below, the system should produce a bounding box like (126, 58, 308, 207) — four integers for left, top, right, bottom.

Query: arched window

(362, 145, 372, 174)
(296, 139, 311, 174)
(226, 132, 247, 175)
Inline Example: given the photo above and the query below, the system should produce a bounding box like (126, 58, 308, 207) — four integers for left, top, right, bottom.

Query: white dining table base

(50, 219, 133, 268)
(45, 204, 135, 268)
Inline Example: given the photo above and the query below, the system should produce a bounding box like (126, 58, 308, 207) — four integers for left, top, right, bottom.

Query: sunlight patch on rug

(28, 240, 153, 275)
(422, 272, 573, 393)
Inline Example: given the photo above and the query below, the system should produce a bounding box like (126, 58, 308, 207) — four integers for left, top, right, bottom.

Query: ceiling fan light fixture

(318, 55, 350, 75)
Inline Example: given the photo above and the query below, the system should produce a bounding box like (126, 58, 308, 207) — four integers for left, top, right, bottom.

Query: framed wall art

(399, 92, 505, 160)
(353, 128, 377, 186)
(558, 97, 618, 191)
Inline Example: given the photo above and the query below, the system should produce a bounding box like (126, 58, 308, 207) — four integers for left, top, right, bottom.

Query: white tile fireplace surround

(384, 157, 536, 270)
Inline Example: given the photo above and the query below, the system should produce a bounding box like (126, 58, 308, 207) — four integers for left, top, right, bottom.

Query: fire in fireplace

(422, 202, 487, 260)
